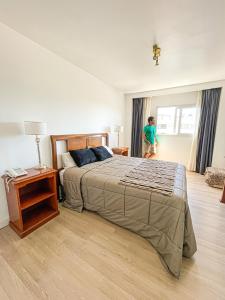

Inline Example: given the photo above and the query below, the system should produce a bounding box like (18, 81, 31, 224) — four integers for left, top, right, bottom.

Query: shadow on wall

(0, 122, 24, 136)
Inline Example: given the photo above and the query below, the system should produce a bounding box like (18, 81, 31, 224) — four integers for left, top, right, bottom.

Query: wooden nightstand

(112, 147, 129, 156)
(2, 168, 59, 238)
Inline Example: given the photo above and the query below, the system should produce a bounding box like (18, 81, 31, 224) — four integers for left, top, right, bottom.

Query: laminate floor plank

(0, 172, 225, 299)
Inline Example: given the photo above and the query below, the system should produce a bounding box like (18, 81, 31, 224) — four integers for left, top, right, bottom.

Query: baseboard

(0, 217, 9, 229)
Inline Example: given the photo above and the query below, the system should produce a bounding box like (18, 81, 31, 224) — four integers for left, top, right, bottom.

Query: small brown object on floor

(221, 185, 225, 203)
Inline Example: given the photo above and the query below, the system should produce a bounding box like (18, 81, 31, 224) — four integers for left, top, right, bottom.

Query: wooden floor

(0, 173, 225, 300)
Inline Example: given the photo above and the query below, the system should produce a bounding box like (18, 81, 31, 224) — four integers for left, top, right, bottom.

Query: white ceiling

(0, 0, 225, 93)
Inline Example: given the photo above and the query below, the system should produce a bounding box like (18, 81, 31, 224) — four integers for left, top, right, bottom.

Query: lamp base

(34, 164, 47, 170)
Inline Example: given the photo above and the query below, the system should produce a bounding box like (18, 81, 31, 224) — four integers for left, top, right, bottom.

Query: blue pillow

(91, 146, 112, 161)
(69, 149, 97, 167)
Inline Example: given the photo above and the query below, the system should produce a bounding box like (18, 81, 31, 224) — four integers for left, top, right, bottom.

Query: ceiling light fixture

(153, 44, 161, 66)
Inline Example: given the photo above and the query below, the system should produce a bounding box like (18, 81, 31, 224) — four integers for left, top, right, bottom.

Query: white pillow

(104, 145, 113, 155)
(61, 152, 77, 168)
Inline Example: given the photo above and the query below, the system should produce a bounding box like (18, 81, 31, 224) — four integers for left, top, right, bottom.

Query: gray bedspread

(63, 155, 197, 277)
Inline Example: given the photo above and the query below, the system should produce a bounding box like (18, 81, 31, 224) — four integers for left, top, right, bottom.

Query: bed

(51, 133, 197, 278)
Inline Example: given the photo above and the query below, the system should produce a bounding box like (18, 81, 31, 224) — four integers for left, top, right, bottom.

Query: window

(156, 106, 196, 135)
(179, 107, 196, 134)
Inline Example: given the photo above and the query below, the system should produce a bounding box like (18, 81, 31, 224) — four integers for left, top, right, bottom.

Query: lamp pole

(35, 135, 42, 168)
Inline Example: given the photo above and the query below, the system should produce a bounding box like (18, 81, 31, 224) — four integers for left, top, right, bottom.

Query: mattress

(59, 168, 66, 185)
(62, 155, 197, 277)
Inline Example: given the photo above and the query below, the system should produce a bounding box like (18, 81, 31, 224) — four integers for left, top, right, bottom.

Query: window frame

(156, 104, 196, 136)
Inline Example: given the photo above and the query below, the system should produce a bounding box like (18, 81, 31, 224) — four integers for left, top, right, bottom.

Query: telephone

(5, 168, 28, 192)
(6, 168, 28, 178)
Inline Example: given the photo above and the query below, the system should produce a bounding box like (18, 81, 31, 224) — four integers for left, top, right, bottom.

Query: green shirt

(144, 125, 157, 144)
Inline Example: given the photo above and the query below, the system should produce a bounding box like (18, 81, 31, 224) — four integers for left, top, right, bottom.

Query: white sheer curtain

(187, 91, 202, 171)
(142, 97, 152, 156)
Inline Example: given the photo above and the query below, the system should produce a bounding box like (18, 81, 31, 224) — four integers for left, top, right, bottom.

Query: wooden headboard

(50, 133, 109, 170)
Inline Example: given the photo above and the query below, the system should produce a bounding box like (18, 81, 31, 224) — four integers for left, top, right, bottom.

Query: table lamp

(109, 125, 124, 147)
(117, 125, 124, 147)
(24, 121, 47, 169)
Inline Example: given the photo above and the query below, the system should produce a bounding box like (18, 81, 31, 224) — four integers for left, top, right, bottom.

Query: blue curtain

(196, 88, 221, 174)
(131, 98, 144, 157)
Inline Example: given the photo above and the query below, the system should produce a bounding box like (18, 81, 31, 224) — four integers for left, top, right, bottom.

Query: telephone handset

(5, 168, 28, 192)
(6, 168, 28, 178)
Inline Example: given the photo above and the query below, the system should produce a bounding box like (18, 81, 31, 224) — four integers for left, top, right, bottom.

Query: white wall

(124, 80, 225, 168)
(0, 23, 125, 228)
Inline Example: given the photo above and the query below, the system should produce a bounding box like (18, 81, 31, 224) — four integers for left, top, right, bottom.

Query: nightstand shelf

(22, 202, 57, 232)
(2, 168, 59, 238)
(20, 191, 55, 210)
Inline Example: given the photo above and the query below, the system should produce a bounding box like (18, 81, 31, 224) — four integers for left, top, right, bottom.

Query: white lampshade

(118, 125, 124, 133)
(24, 121, 47, 135)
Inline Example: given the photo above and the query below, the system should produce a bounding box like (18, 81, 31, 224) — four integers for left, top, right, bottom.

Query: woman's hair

(148, 116, 154, 123)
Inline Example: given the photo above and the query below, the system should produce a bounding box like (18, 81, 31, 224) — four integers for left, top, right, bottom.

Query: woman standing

(143, 116, 158, 158)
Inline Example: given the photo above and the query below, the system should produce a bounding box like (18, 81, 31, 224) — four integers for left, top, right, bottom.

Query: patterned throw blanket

(120, 159, 178, 195)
